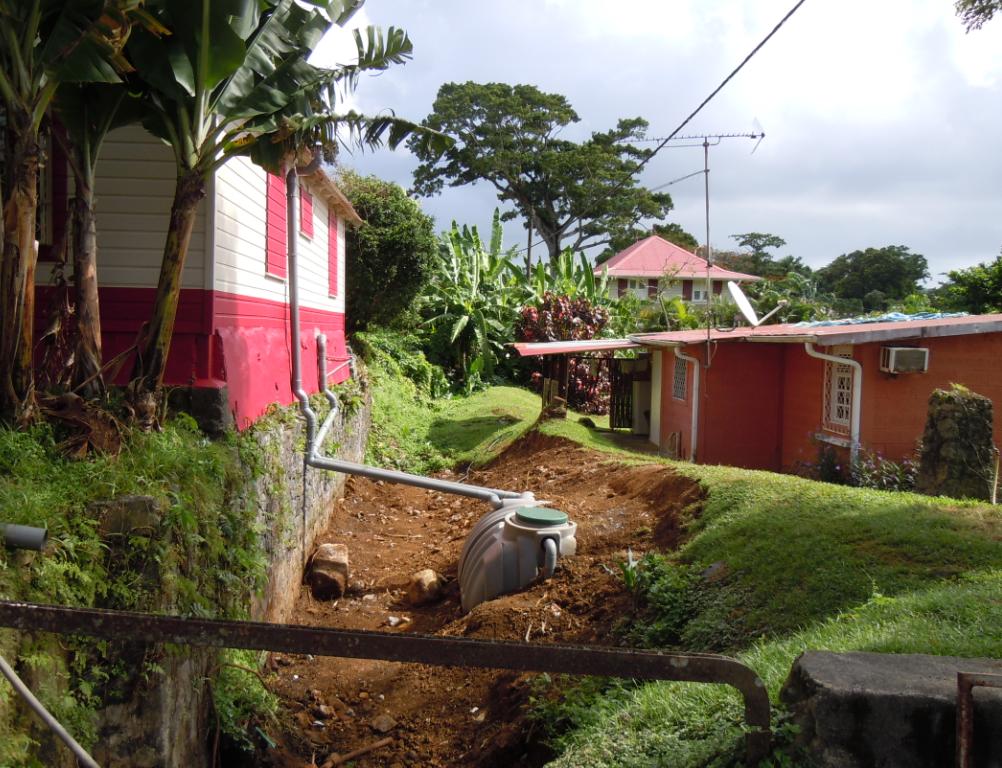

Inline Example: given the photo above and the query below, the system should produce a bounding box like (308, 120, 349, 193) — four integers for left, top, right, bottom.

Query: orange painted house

(632, 314, 1002, 472)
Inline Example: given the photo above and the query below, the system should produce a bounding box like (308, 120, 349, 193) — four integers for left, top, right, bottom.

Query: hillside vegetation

(366, 353, 1002, 767)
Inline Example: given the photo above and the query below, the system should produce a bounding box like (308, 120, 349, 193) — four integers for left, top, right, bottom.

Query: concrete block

(781, 651, 1002, 767)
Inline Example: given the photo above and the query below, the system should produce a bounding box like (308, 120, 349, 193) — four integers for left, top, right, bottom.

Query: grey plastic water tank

(457, 503, 577, 613)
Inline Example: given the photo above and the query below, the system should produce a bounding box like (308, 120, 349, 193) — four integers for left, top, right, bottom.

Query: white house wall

(213, 156, 344, 314)
(38, 125, 206, 289)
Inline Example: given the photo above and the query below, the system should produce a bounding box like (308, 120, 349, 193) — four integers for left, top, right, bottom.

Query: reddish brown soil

(260, 433, 703, 768)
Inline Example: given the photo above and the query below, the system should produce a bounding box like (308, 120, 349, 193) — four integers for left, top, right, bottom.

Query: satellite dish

(726, 281, 787, 327)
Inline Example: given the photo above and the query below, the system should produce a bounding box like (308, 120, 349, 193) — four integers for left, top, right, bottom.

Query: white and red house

(597, 235, 761, 302)
(37, 126, 360, 429)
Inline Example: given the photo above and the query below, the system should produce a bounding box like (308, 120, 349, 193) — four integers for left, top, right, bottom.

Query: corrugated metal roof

(512, 339, 642, 357)
(630, 313, 1002, 347)
(595, 235, 761, 281)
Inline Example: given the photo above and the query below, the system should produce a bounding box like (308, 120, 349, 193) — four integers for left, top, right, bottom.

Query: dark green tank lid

(514, 507, 568, 526)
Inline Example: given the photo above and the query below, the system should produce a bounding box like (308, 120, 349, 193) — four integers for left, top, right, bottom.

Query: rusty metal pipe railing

(0, 600, 771, 763)
(956, 671, 1002, 768)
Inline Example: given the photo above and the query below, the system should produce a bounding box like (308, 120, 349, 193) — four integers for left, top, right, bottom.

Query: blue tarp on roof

(793, 312, 968, 328)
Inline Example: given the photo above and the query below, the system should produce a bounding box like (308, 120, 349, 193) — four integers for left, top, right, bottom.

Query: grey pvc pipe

(285, 169, 527, 510)
(0, 654, 100, 768)
(1, 524, 47, 551)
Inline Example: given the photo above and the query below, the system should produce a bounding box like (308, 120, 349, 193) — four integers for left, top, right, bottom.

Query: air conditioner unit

(880, 346, 929, 374)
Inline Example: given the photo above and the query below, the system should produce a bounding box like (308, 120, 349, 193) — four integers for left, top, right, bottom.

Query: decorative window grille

(672, 356, 687, 400)
(822, 345, 854, 436)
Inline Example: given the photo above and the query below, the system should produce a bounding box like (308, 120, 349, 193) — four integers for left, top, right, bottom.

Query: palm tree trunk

(0, 126, 41, 423)
(70, 172, 104, 398)
(132, 170, 206, 397)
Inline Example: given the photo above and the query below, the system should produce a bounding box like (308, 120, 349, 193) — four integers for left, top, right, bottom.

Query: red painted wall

(699, 343, 785, 470)
(35, 285, 349, 430)
(213, 290, 348, 429)
(779, 344, 829, 471)
(659, 349, 694, 458)
(858, 334, 1002, 461)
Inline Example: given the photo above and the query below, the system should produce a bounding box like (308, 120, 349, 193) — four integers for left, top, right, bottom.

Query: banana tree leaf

(449, 315, 469, 343)
(39, 0, 122, 82)
(214, 0, 329, 114)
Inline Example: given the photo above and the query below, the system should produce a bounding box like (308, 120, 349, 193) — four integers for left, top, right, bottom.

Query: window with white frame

(822, 345, 854, 436)
(692, 288, 706, 301)
(672, 356, 687, 400)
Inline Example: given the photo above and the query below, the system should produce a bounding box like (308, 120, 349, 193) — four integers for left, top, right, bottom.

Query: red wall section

(36, 285, 214, 386)
(857, 334, 1002, 461)
(659, 349, 695, 459)
(699, 343, 785, 471)
(779, 344, 829, 470)
(212, 290, 349, 429)
(35, 285, 349, 430)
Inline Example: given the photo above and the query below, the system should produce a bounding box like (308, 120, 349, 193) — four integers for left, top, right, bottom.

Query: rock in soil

(308, 543, 349, 600)
(370, 713, 397, 733)
(407, 568, 445, 605)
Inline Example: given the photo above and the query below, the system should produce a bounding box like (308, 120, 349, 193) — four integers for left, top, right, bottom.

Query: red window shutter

(682, 280, 692, 300)
(647, 278, 658, 298)
(328, 209, 338, 296)
(713, 281, 723, 295)
(266, 172, 287, 278)
(617, 278, 627, 296)
(299, 186, 314, 237)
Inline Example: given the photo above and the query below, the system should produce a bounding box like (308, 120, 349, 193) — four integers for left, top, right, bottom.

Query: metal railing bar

(0, 599, 770, 763)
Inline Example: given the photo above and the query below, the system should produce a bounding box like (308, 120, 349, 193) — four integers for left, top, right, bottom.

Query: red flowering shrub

(517, 293, 611, 413)
(515, 292, 609, 342)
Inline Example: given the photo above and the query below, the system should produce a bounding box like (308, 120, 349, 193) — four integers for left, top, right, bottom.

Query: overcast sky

(313, 0, 1002, 283)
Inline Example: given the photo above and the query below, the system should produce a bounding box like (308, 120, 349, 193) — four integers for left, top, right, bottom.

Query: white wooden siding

(213, 156, 344, 313)
(38, 125, 207, 289)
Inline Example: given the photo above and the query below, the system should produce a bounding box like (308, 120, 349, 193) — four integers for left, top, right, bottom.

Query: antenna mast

(654, 131, 765, 366)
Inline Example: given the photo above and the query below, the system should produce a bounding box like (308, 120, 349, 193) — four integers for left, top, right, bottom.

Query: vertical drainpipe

(674, 347, 700, 462)
(804, 342, 862, 465)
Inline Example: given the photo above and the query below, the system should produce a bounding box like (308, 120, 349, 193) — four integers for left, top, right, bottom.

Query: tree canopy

(408, 82, 673, 264)
(712, 232, 811, 278)
(936, 250, 1002, 313)
(815, 245, 929, 309)
(956, 0, 1000, 30)
(340, 170, 438, 332)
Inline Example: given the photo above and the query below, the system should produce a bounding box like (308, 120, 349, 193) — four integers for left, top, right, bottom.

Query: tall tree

(713, 232, 811, 279)
(936, 249, 1002, 313)
(124, 0, 432, 413)
(816, 245, 929, 305)
(339, 169, 437, 332)
(0, 0, 134, 422)
(409, 82, 673, 265)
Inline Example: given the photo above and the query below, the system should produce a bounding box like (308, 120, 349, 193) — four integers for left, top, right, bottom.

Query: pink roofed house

(596, 235, 761, 302)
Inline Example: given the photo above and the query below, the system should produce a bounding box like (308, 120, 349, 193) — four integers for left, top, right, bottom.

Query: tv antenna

(655, 130, 765, 365)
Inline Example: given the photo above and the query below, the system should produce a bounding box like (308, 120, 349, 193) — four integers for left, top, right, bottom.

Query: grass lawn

(364, 371, 1002, 767)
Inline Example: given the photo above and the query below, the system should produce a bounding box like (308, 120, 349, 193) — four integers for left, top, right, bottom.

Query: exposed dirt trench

(259, 433, 704, 768)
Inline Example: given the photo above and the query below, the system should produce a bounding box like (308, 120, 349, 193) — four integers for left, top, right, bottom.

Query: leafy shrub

(419, 212, 526, 391)
(850, 450, 918, 492)
(516, 292, 609, 343)
(353, 328, 449, 398)
(340, 170, 438, 332)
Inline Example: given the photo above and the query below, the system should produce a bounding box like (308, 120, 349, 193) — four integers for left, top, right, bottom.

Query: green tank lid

(514, 507, 568, 526)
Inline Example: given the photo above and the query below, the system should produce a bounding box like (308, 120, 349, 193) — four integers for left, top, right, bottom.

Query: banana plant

(421, 210, 525, 389)
(52, 83, 150, 398)
(124, 0, 444, 407)
(0, 0, 139, 422)
(528, 247, 610, 306)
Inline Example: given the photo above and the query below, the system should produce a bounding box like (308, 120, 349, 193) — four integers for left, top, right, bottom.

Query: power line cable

(513, 0, 810, 257)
